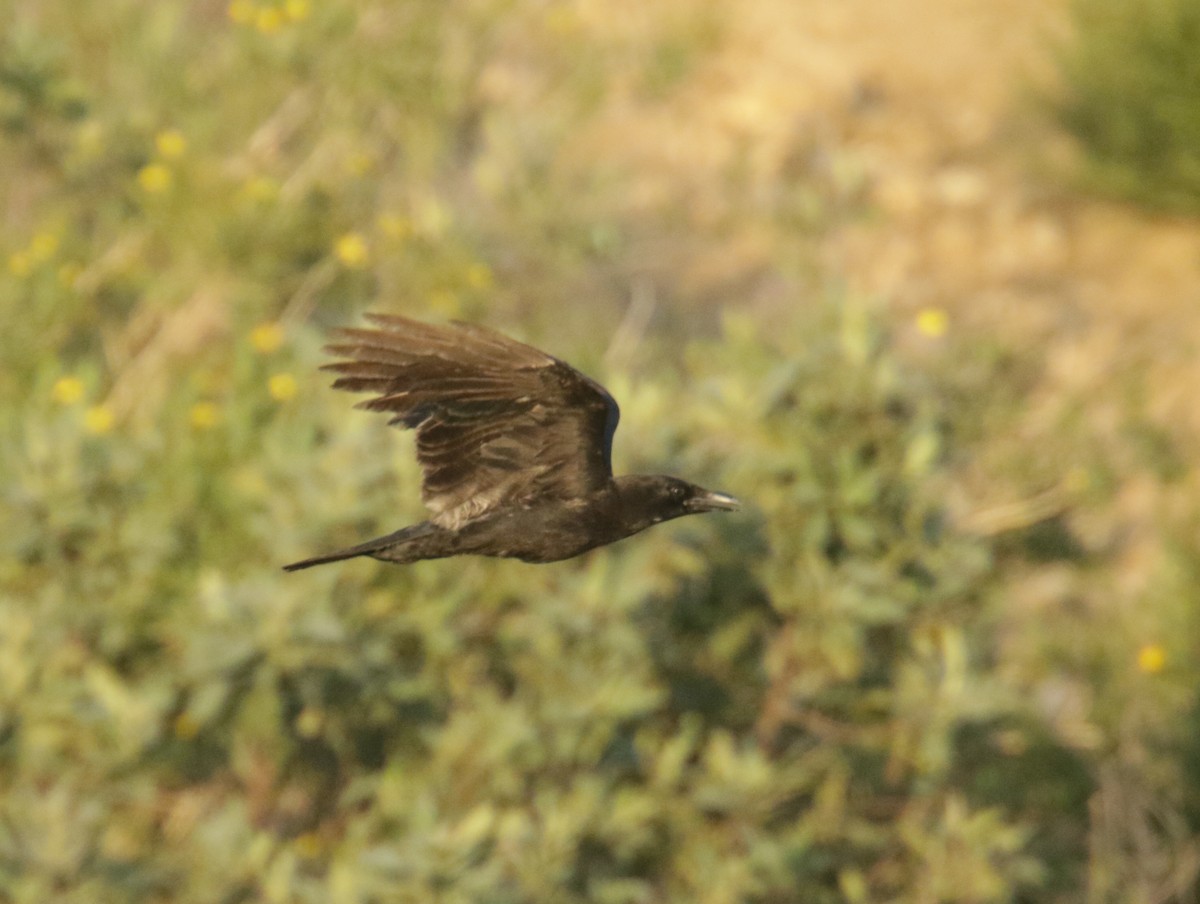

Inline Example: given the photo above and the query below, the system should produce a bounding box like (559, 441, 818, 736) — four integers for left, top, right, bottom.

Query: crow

(283, 314, 739, 571)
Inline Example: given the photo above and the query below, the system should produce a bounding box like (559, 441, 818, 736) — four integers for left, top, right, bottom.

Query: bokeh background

(2, 1, 1199, 901)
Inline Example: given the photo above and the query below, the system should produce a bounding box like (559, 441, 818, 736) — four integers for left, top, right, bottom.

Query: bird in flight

(283, 314, 739, 571)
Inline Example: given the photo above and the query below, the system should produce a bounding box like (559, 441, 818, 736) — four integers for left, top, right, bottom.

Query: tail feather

(283, 523, 436, 572)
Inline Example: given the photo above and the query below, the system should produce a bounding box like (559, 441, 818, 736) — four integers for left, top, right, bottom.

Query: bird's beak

(686, 489, 741, 513)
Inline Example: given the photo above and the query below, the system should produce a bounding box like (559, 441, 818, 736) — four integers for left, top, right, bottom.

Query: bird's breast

(456, 495, 623, 563)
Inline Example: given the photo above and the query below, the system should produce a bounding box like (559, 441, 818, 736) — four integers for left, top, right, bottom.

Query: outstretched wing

(322, 313, 620, 528)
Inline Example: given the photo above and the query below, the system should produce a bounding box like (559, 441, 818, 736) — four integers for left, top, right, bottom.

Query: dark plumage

(283, 314, 739, 571)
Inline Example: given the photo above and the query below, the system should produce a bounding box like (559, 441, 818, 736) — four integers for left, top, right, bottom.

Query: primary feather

(322, 313, 620, 529)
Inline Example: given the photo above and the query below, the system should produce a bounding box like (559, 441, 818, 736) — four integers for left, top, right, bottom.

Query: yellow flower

(294, 832, 322, 859)
(137, 163, 173, 194)
(8, 251, 31, 277)
(465, 262, 493, 290)
(173, 712, 200, 739)
(268, 372, 297, 401)
(250, 321, 284, 354)
(155, 129, 187, 160)
(916, 308, 949, 338)
(75, 120, 105, 157)
(227, 0, 254, 23)
(29, 231, 59, 263)
(545, 7, 581, 36)
(242, 176, 279, 202)
(1137, 644, 1166, 674)
(58, 262, 82, 288)
(429, 288, 459, 316)
(84, 405, 115, 435)
(345, 151, 373, 177)
(1063, 466, 1091, 496)
(284, 0, 311, 21)
(189, 402, 220, 430)
(52, 376, 85, 405)
(295, 707, 324, 737)
(377, 213, 412, 241)
(414, 197, 450, 238)
(100, 824, 141, 862)
(255, 7, 284, 33)
(334, 232, 370, 268)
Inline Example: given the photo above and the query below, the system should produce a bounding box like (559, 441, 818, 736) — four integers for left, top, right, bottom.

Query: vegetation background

(2, 0, 1198, 901)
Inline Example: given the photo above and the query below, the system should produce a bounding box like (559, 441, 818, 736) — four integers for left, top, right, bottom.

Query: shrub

(1054, 0, 1200, 211)
(1, 301, 1095, 902)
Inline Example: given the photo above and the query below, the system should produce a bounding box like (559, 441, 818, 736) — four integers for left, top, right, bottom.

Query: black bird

(283, 314, 739, 571)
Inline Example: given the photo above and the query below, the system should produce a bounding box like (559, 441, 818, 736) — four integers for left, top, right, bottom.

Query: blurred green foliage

(2, 2, 1198, 902)
(1054, 0, 1200, 211)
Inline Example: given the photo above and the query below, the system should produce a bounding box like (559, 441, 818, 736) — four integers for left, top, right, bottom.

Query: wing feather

(321, 314, 620, 527)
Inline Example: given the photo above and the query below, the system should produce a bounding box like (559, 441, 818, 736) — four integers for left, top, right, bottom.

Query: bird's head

(614, 475, 740, 535)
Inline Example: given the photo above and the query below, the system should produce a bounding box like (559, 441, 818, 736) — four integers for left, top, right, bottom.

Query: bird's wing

(322, 313, 620, 528)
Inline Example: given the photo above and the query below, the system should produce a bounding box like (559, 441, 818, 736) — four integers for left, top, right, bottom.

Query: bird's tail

(282, 522, 439, 572)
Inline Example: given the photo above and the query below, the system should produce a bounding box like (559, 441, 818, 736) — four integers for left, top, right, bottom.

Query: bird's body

(283, 315, 738, 572)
